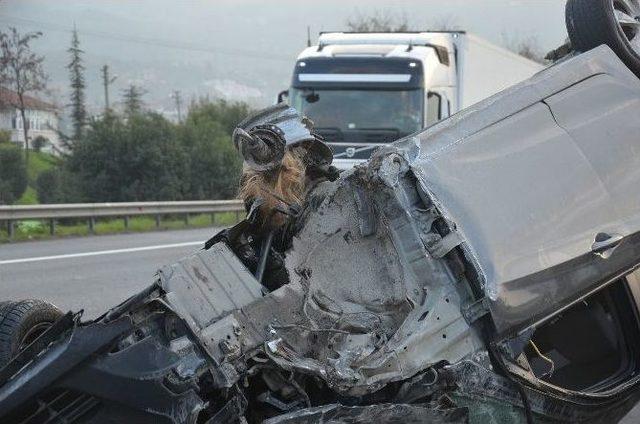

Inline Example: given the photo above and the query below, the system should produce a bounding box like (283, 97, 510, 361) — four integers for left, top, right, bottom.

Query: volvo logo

(346, 147, 356, 158)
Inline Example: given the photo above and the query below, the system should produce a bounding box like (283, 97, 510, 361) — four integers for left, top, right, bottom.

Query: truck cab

(285, 31, 543, 169)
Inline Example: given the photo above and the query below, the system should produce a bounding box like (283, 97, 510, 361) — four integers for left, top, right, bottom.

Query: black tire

(0, 299, 63, 369)
(566, 0, 640, 77)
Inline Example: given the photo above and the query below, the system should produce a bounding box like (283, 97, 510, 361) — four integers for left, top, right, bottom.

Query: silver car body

(398, 44, 640, 336)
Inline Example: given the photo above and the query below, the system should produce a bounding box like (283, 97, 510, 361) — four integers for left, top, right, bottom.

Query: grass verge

(16, 151, 60, 205)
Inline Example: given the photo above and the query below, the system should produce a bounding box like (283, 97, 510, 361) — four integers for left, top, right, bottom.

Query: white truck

(282, 31, 544, 168)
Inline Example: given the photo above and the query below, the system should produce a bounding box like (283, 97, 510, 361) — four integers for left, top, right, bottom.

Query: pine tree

(122, 84, 144, 117)
(67, 27, 86, 142)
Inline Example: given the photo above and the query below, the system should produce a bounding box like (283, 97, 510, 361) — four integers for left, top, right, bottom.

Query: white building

(0, 87, 62, 155)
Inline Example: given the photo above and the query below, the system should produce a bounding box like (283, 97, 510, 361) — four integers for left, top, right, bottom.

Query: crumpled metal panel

(157, 243, 264, 382)
(158, 243, 263, 330)
(247, 154, 483, 396)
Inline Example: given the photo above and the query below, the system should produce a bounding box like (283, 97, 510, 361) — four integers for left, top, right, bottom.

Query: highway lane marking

(0, 241, 204, 265)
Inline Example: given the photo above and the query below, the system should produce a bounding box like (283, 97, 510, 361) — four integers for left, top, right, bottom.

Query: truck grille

(318, 128, 403, 160)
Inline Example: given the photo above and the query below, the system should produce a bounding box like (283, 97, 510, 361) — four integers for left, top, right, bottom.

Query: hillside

(16, 151, 59, 205)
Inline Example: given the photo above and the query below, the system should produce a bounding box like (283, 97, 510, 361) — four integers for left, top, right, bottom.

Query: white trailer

(283, 31, 544, 168)
(454, 33, 545, 109)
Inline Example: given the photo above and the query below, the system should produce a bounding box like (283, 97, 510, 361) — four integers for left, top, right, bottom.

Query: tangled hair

(238, 148, 307, 231)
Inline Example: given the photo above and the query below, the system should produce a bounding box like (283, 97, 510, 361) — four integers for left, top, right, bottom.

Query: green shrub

(55, 99, 251, 204)
(178, 118, 242, 200)
(0, 144, 28, 204)
(18, 220, 44, 233)
(186, 99, 251, 135)
(66, 113, 189, 202)
(0, 129, 11, 144)
(32, 135, 48, 152)
(36, 168, 62, 204)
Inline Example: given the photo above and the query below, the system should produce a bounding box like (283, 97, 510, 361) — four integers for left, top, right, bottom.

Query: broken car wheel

(566, 0, 640, 77)
(0, 299, 63, 369)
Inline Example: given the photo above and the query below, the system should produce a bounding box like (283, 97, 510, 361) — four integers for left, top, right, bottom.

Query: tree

(32, 135, 47, 151)
(503, 34, 546, 64)
(429, 14, 461, 31)
(187, 98, 251, 135)
(545, 37, 572, 62)
(171, 90, 183, 123)
(0, 143, 28, 204)
(36, 168, 62, 204)
(122, 84, 145, 117)
(66, 112, 189, 202)
(0, 129, 10, 144)
(179, 104, 244, 200)
(67, 27, 86, 143)
(35, 167, 78, 204)
(59, 98, 251, 203)
(345, 9, 412, 32)
(0, 27, 47, 162)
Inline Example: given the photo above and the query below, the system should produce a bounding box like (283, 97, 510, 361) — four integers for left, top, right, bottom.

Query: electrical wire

(529, 340, 555, 378)
(0, 14, 293, 63)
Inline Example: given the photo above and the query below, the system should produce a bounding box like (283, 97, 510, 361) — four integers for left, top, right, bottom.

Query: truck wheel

(566, 0, 640, 77)
(0, 300, 63, 369)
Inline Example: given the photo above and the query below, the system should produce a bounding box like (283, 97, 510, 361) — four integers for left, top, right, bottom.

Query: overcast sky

(0, 0, 568, 111)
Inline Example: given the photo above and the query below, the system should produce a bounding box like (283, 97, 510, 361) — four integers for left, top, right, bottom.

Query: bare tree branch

(0, 27, 48, 162)
(502, 33, 546, 64)
(429, 14, 461, 31)
(345, 9, 413, 32)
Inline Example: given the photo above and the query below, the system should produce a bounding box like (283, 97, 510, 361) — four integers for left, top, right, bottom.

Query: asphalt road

(0, 227, 221, 318)
(1, 228, 640, 422)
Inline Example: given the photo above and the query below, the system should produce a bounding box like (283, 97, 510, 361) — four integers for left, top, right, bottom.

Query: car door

(544, 72, 640, 241)
(417, 99, 625, 336)
(410, 47, 640, 339)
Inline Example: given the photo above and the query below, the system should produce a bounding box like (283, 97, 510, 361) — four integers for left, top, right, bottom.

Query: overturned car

(2, 2, 640, 423)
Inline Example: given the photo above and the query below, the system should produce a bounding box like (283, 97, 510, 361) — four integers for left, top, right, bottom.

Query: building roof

(0, 86, 56, 111)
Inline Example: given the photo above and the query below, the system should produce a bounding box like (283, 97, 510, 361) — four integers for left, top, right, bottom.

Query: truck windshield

(289, 88, 423, 135)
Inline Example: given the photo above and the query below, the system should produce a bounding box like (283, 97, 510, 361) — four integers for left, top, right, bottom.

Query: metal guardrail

(0, 200, 245, 240)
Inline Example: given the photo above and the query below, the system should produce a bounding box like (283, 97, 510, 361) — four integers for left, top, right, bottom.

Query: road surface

(0, 227, 220, 318)
(1, 228, 639, 422)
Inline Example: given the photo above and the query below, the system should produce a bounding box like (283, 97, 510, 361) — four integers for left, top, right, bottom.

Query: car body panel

(395, 46, 640, 336)
(545, 73, 640, 231)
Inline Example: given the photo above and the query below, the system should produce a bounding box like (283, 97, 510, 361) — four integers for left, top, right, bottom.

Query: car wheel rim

(19, 322, 53, 350)
(613, 0, 640, 50)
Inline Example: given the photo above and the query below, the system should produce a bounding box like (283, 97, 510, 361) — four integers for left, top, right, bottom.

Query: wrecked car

(2, 1, 640, 423)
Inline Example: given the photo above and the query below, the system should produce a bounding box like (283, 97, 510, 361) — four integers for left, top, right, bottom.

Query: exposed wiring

(529, 340, 555, 378)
